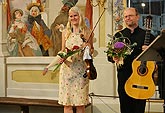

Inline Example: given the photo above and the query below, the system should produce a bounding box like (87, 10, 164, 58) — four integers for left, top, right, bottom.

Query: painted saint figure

(50, 0, 78, 56)
(7, 8, 42, 57)
(26, 3, 52, 56)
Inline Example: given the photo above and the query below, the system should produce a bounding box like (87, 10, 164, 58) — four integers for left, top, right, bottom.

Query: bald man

(108, 7, 155, 113)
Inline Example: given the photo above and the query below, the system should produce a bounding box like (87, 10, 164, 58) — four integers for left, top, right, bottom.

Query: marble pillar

(0, 2, 7, 97)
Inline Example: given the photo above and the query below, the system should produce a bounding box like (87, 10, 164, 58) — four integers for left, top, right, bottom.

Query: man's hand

(142, 45, 149, 51)
(113, 56, 120, 63)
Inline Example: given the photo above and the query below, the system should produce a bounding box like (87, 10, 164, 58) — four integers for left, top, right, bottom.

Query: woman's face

(14, 10, 22, 19)
(30, 6, 40, 17)
(69, 11, 80, 26)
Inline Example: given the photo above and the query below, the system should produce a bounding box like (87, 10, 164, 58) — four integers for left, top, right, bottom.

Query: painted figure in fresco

(26, 3, 52, 56)
(50, 0, 78, 56)
(7, 9, 42, 57)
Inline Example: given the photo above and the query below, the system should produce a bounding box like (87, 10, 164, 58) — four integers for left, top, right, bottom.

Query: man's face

(123, 8, 139, 28)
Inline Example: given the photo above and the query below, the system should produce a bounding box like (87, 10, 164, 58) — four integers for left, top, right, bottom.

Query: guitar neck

(144, 15, 152, 46)
(144, 30, 151, 46)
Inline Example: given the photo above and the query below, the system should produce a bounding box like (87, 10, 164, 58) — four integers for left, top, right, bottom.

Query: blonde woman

(43, 6, 94, 113)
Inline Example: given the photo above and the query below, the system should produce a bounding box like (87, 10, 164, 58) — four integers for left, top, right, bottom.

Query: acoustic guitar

(124, 15, 156, 99)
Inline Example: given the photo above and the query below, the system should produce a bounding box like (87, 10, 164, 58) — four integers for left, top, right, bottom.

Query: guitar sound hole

(139, 67, 147, 74)
(132, 85, 148, 89)
(137, 66, 148, 76)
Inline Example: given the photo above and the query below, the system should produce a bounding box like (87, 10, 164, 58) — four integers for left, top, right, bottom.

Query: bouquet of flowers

(53, 45, 81, 72)
(105, 33, 137, 67)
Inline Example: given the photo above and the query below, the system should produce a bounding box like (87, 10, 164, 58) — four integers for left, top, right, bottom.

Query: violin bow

(81, 8, 107, 43)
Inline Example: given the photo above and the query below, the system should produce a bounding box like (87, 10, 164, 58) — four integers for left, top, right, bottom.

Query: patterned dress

(58, 33, 89, 106)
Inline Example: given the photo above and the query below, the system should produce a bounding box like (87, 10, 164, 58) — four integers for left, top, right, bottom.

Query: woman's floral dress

(58, 33, 89, 106)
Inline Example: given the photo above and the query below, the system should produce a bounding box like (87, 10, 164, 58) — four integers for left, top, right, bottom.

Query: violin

(80, 8, 106, 80)
(83, 59, 97, 80)
(80, 34, 97, 80)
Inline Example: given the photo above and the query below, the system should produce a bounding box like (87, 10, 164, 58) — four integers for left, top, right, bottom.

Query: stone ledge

(147, 98, 164, 103)
(0, 97, 91, 113)
(0, 97, 63, 107)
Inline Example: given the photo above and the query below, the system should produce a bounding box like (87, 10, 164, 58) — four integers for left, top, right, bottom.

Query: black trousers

(157, 61, 165, 99)
(157, 61, 165, 113)
(117, 67, 146, 113)
(118, 85, 146, 113)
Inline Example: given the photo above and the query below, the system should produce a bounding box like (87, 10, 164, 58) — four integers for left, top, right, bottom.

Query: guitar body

(125, 60, 156, 99)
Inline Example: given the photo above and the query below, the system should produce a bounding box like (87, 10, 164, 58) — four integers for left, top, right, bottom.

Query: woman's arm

(43, 29, 67, 75)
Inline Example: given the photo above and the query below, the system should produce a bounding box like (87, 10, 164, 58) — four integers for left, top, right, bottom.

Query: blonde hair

(65, 6, 87, 39)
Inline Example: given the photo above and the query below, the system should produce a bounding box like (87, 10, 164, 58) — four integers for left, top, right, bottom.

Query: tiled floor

(91, 96, 164, 113)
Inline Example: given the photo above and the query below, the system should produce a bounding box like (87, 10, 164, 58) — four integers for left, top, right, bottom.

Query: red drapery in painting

(7, 0, 11, 28)
(85, 0, 93, 30)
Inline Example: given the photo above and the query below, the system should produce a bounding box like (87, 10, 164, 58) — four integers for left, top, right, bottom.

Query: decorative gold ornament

(2, 0, 7, 13)
(27, 2, 44, 12)
(90, 0, 106, 7)
(99, 0, 106, 6)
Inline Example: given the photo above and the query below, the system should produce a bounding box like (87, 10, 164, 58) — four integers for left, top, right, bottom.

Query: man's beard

(127, 21, 136, 27)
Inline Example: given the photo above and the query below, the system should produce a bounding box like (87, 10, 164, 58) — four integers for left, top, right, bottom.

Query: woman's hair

(12, 9, 23, 20)
(65, 6, 87, 39)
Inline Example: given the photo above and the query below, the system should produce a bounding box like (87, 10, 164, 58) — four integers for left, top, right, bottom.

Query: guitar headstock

(144, 15, 152, 30)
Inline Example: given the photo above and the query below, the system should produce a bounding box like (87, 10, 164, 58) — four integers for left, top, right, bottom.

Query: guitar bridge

(132, 85, 148, 90)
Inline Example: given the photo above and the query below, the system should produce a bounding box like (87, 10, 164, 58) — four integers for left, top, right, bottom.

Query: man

(108, 7, 155, 113)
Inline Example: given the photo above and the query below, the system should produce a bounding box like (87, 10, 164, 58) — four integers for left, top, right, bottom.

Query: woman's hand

(58, 57, 65, 64)
(55, 24, 64, 32)
(85, 42, 91, 49)
(42, 68, 48, 76)
(21, 25, 27, 34)
(81, 42, 91, 49)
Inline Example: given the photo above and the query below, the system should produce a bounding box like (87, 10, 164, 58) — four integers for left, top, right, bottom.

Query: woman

(43, 6, 94, 113)
(7, 8, 42, 56)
